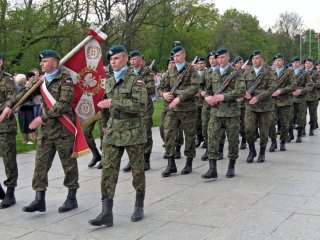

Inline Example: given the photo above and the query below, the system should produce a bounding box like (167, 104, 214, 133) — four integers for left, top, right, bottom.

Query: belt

(113, 111, 139, 119)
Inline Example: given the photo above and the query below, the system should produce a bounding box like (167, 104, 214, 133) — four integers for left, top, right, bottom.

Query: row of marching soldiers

(157, 46, 320, 180)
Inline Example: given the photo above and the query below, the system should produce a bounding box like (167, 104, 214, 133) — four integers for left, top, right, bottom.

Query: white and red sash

(40, 80, 90, 158)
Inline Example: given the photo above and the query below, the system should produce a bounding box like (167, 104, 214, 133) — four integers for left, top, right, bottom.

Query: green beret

(39, 50, 60, 61)
(250, 50, 262, 59)
(0, 53, 5, 60)
(215, 48, 229, 57)
(273, 53, 284, 61)
(233, 56, 243, 64)
(291, 56, 300, 62)
(129, 50, 142, 58)
(195, 57, 205, 63)
(303, 57, 313, 63)
(170, 46, 184, 56)
(207, 51, 216, 58)
(315, 61, 320, 66)
(106, 45, 127, 60)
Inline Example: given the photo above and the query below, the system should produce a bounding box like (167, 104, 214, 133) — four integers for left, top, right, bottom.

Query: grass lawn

(4, 99, 164, 154)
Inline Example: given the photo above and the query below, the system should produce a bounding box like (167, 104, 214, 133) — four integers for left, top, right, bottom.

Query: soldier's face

(305, 60, 313, 69)
(316, 65, 320, 71)
(292, 61, 300, 69)
(208, 56, 217, 67)
(173, 51, 186, 64)
(40, 57, 59, 73)
(235, 60, 244, 69)
(275, 58, 284, 68)
(217, 53, 230, 68)
(130, 56, 143, 69)
(252, 55, 263, 68)
(110, 53, 128, 71)
(196, 61, 205, 70)
(168, 60, 175, 70)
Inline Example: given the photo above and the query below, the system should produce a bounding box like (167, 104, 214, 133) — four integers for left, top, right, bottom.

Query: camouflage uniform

(306, 69, 318, 133)
(195, 70, 205, 145)
(0, 71, 18, 188)
(101, 69, 147, 199)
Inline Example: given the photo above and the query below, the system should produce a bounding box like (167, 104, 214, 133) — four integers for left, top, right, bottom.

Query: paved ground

(2, 124, 320, 240)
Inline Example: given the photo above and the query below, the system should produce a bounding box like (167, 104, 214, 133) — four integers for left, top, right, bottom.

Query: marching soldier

(0, 50, 80, 213)
(158, 45, 199, 177)
(201, 48, 245, 179)
(0, 53, 18, 209)
(269, 53, 296, 152)
(243, 50, 276, 163)
(122, 50, 155, 172)
(89, 45, 148, 227)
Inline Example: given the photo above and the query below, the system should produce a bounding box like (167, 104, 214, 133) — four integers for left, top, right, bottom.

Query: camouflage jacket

(103, 68, 147, 146)
(7, 70, 75, 139)
(195, 70, 206, 107)
(209, 65, 246, 117)
(244, 66, 276, 112)
(313, 71, 320, 99)
(200, 67, 219, 109)
(272, 69, 296, 106)
(157, 62, 199, 111)
(306, 69, 318, 101)
(292, 70, 313, 103)
(0, 71, 17, 133)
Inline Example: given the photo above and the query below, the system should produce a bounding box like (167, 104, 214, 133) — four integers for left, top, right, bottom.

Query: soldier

(268, 54, 296, 152)
(291, 56, 313, 143)
(0, 53, 18, 209)
(201, 48, 245, 179)
(122, 50, 155, 172)
(243, 50, 276, 163)
(85, 121, 102, 168)
(88, 45, 147, 227)
(0, 50, 80, 213)
(304, 58, 318, 136)
(158, 45, 199, 177)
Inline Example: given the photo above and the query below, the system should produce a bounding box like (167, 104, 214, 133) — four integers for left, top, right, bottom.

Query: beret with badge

(106, 45, 128, 61)
(38, 50, 60, 61)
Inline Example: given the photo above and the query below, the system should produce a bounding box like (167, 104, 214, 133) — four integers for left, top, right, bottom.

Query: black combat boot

(247, 144, 257, 163)
(0, 184, 5, 200)
(23, 191, 46, 212)
(58, 189, 78, 213)
(144, 153, 151, 171)
(269, 139, 277, 152)
(201, 147, 208, 161)
(257, 147, 266, 163)
(123, 162, 131, 172)
(286, 128, 294, 142)
(0, 187, 16, 209)
(280, 140, 286, 151)
(218, 143, 224, 160)
(161, 157, 177, 177)
(97, 161, 103, 169)
(309, 123, 315, 136)
(226, 159, 236, 178)
(195, 134, 204, 148)
(181, 157, 193, 175)
(240, 137, 247, 150)
(201, 160, 218, 179)
(201, 140, 207, 148)
(88, 147, 102, 168)
(296, 128, 302, 143)
(131, 192, 144, 222)
(175, 145, 181, 159)
(88, 198, 113, 227)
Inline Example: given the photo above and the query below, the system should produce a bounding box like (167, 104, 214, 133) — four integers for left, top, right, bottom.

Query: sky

(210, 0, 320, 32)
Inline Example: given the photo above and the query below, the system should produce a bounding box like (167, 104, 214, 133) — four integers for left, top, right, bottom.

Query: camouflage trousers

(101, 144, 145, 199)
(164, 110, 196, 158)
(245, 110, 271, 148)
(306, 100, 318, 127)
(33, 133, 79, 191)
(291, 102, 307, 128)
(208, 116, 239, 160)
(84, 121, 98, 151)
(159, 108, 184, 146)
(196, 105, 203, 137)
(239, 107, 246, 138)
(269, 105, 292, 141)
(0, 132, 18, 187)
(143, 114, 153, 154)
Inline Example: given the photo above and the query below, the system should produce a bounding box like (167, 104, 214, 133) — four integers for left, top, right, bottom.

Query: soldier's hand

(163, 92, 174, 102)
(244, 93, 252, 100)
(272, 89, 282, 97)
(205, 96, 218, 106)
(249, 97, 258, 105)
(98, 99, 112, 108)
(169, 97, 180, 109)
(0, 107, 13, 122)
(29, 116, 43, 129)
(292, 89, 301, 96)
(200, 91, 206, 97)
(212, 94, 224, 102)
(237, 97, 244, 103)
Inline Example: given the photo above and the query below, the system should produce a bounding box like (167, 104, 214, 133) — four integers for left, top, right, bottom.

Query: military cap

(129, 50, 142, 59)
(0, 53, 5, 60)
(195, 57, 205, 63)
(291, 56, 300, 62)
(273, 53, 284, 60)
(250, 50, 262, 59)
(170, 45, 185, 56)
(303, 57, 313, 63)
(207, 51, 216, 58)
(38, 50, 60, 61)
(166, 56, 174, 65)
(315, 61, 320, 66)
(215, 48, 229, 57)
(233, 56, 243, 64)
(106, 45, 127, 60)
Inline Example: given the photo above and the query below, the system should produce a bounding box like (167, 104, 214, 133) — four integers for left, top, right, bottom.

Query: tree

(273, 11, 303, 38)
